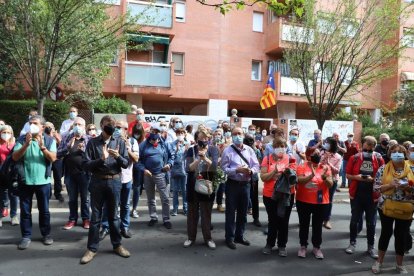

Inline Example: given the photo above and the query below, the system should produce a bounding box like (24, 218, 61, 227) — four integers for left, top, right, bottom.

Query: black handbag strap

(231, 145, 250, 167)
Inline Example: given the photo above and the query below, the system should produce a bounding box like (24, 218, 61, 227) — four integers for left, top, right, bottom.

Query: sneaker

(18, 238, 31, 250)
(11, 216, 19, 226)
(163, 221, 172, 229)
(42, 235, 54, 246)
(2, 207, 9, 217)
(262, 245, 272, 255)
(323, 221, 332, 230)
(396, 265, 409, 274)
(183, 239, 194, 248)
(278, 247, 288, 257)
(345, 244, 356, 254)
(217, 205, 225, 212)
(56, 195, 65, 203)
(253, 219, 262, 227)
(368, 247, 378, 259)
(63, 220, 76, 230)
(371, 261, 382, 274)
(148, 219, 158, 227)
(247, 208, 253, 215)
(121, 228, 132, 239)
(82, 220, 90, 229)
(298, 246, 307, 258)
(207, 240, 216, 250)
(80, 250, 96, 264)
(170, 211, 178, 216)
(312, 247, 324, 259)
(114, 246, 130, 258)
(131, 209, 139, 218)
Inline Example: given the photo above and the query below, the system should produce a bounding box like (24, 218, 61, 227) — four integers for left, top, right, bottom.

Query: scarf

(382, 161, 414, 196)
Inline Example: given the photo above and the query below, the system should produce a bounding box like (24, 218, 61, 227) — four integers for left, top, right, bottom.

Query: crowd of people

(0, 106, 414, 274)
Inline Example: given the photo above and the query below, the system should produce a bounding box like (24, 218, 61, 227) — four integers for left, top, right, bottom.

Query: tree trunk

(316, 117, 326, 131)
(37, 96, 45, 116)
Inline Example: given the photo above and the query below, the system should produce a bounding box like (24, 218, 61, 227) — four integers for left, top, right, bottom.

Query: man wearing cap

(342, 132, 359, 188)
(138, 123, 175, 229)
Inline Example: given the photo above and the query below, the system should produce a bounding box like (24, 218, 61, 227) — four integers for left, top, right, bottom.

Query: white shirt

(287, 141, 305, 165)
(121, 137, 139, 183)
(20, 122, 30, 136)
(165, 128, 177, 143)
(60, 119, 74, 136)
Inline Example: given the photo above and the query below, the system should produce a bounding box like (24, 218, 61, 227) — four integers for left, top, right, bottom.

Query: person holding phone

(57, 117, 90, 230)
(345, 136, 384, 259)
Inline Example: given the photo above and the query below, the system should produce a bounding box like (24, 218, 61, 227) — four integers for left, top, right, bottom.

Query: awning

(127, 34, 170, 45)
(401, 71, 414, 81)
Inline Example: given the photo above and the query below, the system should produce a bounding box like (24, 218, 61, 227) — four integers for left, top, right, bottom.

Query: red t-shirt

(261, 154, 296, 198)
(296, 162, 331, 204)
(128, 120, 151, 136)
(0, 141, 15, 164)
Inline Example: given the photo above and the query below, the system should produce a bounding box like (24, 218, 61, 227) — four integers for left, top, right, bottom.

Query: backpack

(0, 145, 21, 194)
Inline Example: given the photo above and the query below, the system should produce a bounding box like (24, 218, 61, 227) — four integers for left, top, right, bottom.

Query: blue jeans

(87, 177, 122, 252)
(349, 197, 377, 246)
(102, 181, 132, 230)
(52, 159, 63, 197)
(1, 186, 19, 217)
(171, 175, 187, 213)
(131, 163, 142, 210)
(65, 173, 90, 222)
(216, 182, 225, 205)
(225, 179, 250, 242)
(19, 184, 51, 239)
(341, 160, 348, 187)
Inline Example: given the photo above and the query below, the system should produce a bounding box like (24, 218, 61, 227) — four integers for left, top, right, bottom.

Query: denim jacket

(169, 140, 187, 177)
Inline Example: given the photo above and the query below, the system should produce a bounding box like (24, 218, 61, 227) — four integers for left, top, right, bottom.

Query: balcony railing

(125, 61, 171, 87)
(280, 76, 312, 95)
(281, 24, 314, 44)
(128, 0, 173, 28)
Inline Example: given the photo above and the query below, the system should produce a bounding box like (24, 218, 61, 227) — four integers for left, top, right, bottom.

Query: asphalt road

(1, 203, 413, 276)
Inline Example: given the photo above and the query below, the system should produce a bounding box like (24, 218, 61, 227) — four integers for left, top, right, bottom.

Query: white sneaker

(396, 265, 408, 274)
(278, 247, 287, 257)
(183, 239, 193, 248)
(345, 244, 356, 254)
(11, 216, 20, 226)
(131, 209, 139, 218)
(371, 261, 382, 274)
(207, 240, 216, 250)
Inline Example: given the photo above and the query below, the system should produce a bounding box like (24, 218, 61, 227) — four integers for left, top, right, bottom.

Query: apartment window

(152, 50, 164, 64)
(251, 61, 262, 81)
(172, 53, 184, 75)
(403, 28, 414, 48)
(342, 21, 358, 38)
(175, 1, 186, 22)
(339, 66, 356, 85)
(317, 18, 335, 35)
(253, 12, 264, 32)
(110, 49, 119, 66)
(314, 62, 332, 83)
(268, 10, 278, 23)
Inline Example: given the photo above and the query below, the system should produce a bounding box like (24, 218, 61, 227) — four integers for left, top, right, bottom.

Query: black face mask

(381, 140, 389, 146)
(103, 125, 115, 136)
(310, 155, 321, 164)
(198, 140, 208, 148)
(363, 149, 373, 153)
(44, 127, 52, 135)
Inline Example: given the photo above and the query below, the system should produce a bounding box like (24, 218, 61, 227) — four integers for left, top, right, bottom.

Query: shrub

(92, 96, 131, 114)
(0, 100, 69, 133)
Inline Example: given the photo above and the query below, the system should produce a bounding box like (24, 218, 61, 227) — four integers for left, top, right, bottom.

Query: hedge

(362, 123, 414, 143)
(92, 96, 131, 114)
(0, 100, 69, 133)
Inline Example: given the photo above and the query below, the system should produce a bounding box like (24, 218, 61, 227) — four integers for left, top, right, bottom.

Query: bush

(92, 96, 131, 114)
(0, 100, 69, 133)
(362, 122, 414, 143)
(332, 109, 353, 121)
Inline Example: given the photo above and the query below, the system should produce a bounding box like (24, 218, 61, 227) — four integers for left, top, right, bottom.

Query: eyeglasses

(174, 121, 182, 123)
(88, 128, 96, 131)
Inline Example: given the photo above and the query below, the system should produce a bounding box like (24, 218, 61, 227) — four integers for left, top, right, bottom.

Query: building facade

(102, 0, 414, 121)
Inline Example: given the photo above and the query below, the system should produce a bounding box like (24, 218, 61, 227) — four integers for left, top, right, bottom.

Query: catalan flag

(260, 70, 276, 109)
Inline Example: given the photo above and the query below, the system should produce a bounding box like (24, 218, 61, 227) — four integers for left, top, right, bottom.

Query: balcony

(280, 76, 312, 96)
(125, 61, 171, 88)
(128, 0, 172, 28)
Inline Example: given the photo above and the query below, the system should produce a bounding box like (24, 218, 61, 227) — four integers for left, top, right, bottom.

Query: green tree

(0, 0, 141, 115)
(393, 83, 414, 122)
(283, 0, 413, 130)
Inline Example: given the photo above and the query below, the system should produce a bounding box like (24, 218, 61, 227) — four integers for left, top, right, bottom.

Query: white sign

(288, 119, 353, 146)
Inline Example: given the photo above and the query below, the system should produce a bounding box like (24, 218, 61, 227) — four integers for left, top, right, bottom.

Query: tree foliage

(0, 0, 141, 115)
(92, 96, 131, 114)
(392, 83, 414, 122)
(283, 0, 414, 130)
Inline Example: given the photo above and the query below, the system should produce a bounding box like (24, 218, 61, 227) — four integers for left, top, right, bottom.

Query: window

(172, 53, 184, 75)
(268, 10, 278, 23)
(314, 62, 332, 83)
(110, 49, 119, 66)
(317, 18, 335, 35)
(342, 21, 358, 38)
(253, 12, 263, 32)
(251, 61, 262, 81)
(152, 50, 164, 64)
(175, 1, 186, 22)
(339, 66, 356, 85)
(402, 28, 414, 48)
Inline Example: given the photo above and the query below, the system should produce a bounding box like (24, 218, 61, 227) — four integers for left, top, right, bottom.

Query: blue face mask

(409, 152, 414, 161)
(248, 130, 256, 136)
(314, 134, 320, 140)
(72, 126, 83, 135)
(136, 114, 144, 121)
(175, 122, 183, 129)
(289, 135, 298, 142)
(232, 135, 244, 145)
(323, 143, 330, 151)
(224, 131, 232, 138)
(113, 128, 122, 138)
(149, 133, 160, 141)
(69, 112, 77, 120)
(390, 152, 405, 162)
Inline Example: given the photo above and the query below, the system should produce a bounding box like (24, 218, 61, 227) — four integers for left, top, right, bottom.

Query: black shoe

(226, 240, 237, 250)
(234, 238, 250, 246)
(56, 195, 64, 203)
(163, 221, 172, 229)
(99, 228, 109, 241)
(120, 229, 132, 238)
(253, 219, 262, 227)
(148, 219, 158, 227)
(210, 224, 214, 230)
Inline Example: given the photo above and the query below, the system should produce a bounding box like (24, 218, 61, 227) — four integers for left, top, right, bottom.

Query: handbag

(195, 176, 213, 195)
(382, 198, 414, 220)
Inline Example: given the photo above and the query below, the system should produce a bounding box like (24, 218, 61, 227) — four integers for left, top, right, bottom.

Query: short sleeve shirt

(14, 138, 57, 185)
(121, 138, 139, 183)
(296, 162, 331, 204)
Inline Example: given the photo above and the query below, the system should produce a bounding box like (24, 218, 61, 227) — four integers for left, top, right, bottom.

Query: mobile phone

(317, 190, 323, 203)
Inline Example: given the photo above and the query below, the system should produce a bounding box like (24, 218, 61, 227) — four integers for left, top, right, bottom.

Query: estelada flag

(260, 74, 276, 109)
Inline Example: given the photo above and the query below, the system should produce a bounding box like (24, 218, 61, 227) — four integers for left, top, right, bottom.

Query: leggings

(378, 209, 411, 256)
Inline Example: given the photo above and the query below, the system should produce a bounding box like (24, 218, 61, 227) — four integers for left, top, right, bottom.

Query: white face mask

(274, 148, 285, 156)
(177, 135, 184, 142)
(1, 133, 11, 141)
(347, 137, 353, 142)
(30, 124, 40, 134)
(262, 131, 267, 136)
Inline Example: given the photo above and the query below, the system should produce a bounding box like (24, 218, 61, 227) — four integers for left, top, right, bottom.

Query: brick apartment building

(102, 0, 414, 122)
